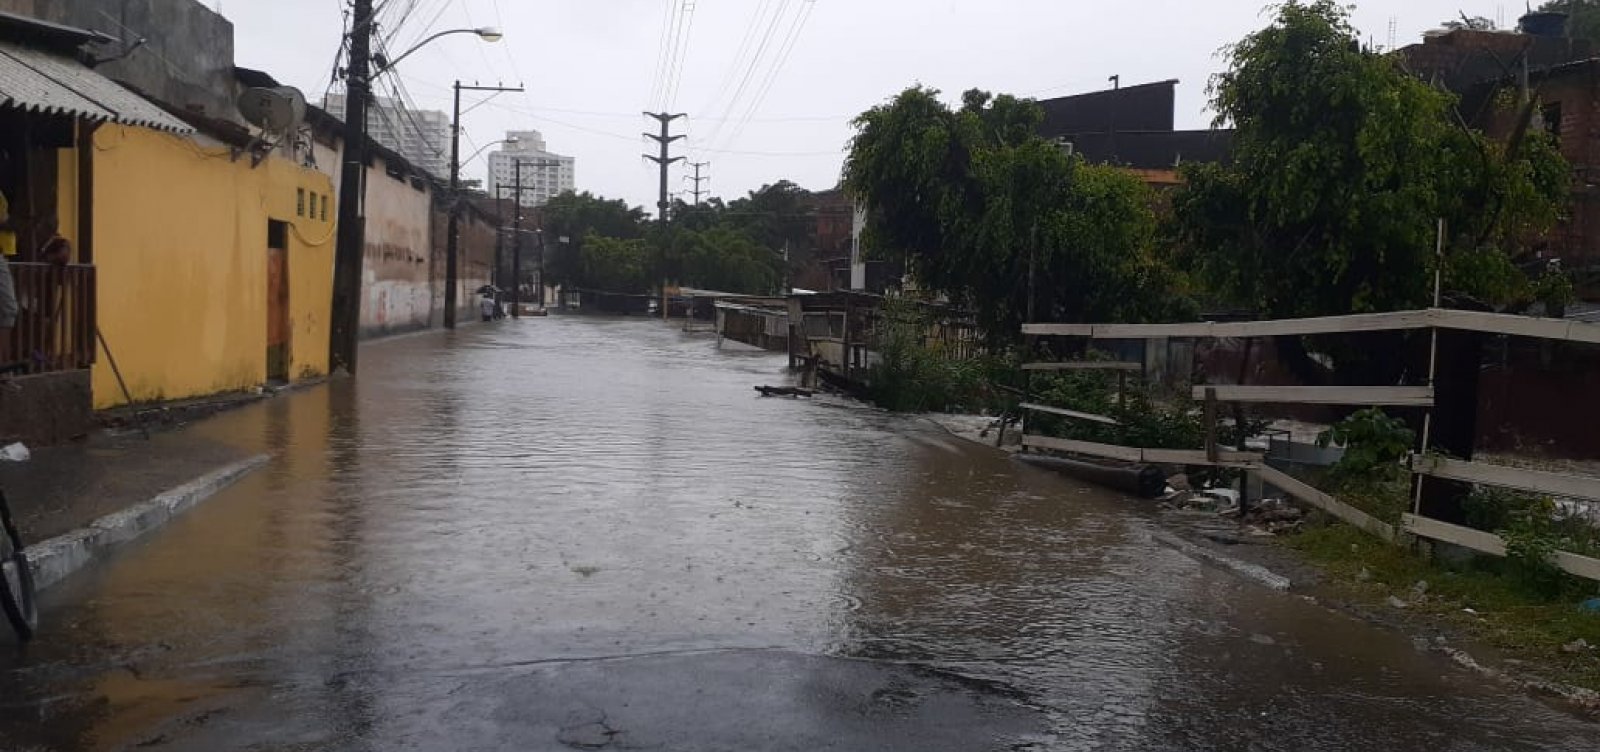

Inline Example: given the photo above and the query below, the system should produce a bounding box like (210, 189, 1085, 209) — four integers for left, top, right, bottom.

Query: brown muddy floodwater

(0, 315, 1596, 751)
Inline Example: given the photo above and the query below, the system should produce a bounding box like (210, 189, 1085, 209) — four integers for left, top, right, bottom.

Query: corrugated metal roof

(0, 40, 191, 133)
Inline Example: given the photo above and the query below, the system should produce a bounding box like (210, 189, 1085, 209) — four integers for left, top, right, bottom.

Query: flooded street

(1, 316, 1597, 750)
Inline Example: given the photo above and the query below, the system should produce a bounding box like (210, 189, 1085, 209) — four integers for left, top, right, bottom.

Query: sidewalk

(0, 414, 272, 590)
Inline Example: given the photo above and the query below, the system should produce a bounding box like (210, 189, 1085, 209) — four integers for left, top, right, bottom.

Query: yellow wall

(88, 126, 335, 408)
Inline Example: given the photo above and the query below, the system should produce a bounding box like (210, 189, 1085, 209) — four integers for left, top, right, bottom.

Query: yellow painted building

(78, 125, 336, 407)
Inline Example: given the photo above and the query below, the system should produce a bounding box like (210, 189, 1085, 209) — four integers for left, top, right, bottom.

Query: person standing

(0, 190, 19, 366)
(480, 291, 497, 322)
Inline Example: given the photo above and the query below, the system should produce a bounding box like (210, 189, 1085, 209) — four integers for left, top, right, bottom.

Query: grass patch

(1287, 523, 1600, 692)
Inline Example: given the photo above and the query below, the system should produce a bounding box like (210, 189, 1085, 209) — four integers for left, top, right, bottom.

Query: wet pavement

(1, 315, 1597, 751)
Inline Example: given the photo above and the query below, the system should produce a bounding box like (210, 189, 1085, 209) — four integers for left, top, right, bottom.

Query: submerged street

(0, 316, 1596, 750)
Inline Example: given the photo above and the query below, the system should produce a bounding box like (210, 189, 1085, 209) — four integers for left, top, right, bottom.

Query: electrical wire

(698, 0, 791, 152)
(664, 1, 698, 111)
(648, 0, 680, 110)
(720, 0, 816, 151)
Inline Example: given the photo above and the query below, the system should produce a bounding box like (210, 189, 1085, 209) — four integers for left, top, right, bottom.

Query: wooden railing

(6, 263, 96, 375)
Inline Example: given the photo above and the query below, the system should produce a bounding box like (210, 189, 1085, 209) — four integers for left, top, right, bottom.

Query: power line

(648, 0, 680, 109)
(666, 1, 699, 110)
(700, 0, 792, 151)
(722, 0, 816, 151)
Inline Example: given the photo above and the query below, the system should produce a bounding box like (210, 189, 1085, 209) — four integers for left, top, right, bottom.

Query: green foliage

(844, 87, 1192, 344)
(671, 225, 783, 295)
(1288, 523, 1600, 691)
(1316, 409, 1417, 490)
(578, 232, 651, 293)
(1464, 485, 1600, 594)
(1172, 1, 1569, 320)
(540, 191, 649, 289)
(866, 298, 1001, 413)
(1539, 1, 1600, 46)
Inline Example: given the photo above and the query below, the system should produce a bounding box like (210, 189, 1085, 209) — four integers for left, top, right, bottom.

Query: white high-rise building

(486, 130, 576, 208)
(323, 94, 451, 179)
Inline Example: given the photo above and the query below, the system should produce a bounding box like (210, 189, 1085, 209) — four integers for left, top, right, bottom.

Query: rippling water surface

(0, 316, 1595, 750)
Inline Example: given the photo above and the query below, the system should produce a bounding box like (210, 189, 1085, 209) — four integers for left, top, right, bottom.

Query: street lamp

(376, 28, 502, 73)
(329, 11, 503, 372)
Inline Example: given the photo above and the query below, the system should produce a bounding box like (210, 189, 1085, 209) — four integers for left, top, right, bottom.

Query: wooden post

(1204, 387, 1219, 464)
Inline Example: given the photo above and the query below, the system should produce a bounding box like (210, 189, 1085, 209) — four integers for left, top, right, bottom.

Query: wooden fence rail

(6, 262, 95, 375)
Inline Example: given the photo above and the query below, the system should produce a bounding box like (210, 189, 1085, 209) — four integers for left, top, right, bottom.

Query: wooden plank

(1258, 464, 1396, 541)
(1401, 514, 1505, 555)
(1021, 435, 1141, 462)
(1020, 435, 1261, 467)
(1018, 403, 1120, 426)
(1142, 447, 1263, 467)
(1210, 311, 1433, 337)
(1021, 361, 1142, 372)
(1411, 456, 1600, 502)
(1428, 309, 1580, 342)
(1021, 323, 1096, 336)
(1023, 311, 1433, 339)
(1402, 514, 1600, 582)
(1190, 385, 1434, 406)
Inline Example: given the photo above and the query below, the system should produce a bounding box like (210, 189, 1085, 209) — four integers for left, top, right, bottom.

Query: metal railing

(5, 263, 96, 375)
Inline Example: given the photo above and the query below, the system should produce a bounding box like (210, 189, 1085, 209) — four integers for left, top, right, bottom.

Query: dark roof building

(1033, 79, 1232, 185)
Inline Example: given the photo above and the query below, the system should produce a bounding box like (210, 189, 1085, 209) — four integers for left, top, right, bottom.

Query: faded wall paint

(88, 125, 334, 407)
(300, 127, 442, 338)
(430, 202, 498, 324)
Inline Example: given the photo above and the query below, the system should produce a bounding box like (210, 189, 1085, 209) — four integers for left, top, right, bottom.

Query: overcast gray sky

(216, 1, 1519, 212)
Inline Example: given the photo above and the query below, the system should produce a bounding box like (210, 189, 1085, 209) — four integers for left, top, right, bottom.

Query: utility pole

(643, 112, 686, 320)
(445, 80, 523, 329)
(685, 161, 710, 206)
(330, 0, 375, 374)
(503, 159, 559, 317)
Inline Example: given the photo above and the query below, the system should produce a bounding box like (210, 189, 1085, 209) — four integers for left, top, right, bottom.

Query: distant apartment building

(323, 93, 451, 179)
(486, 130, 576, 208)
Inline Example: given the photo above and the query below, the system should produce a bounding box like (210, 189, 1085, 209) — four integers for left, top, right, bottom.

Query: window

(308, 192, 318, 220)
(296, 188, 306, 217)
(322, 194, 330, 221)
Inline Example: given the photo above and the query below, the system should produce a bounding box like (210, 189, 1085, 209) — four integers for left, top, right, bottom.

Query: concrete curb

(22, 454, 272, 591)
(1150, 529, 1293, 591)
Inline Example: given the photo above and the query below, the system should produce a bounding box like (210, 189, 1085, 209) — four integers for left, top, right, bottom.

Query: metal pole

(329, 0, 374, 374)
(444, 80, 462, 329)
(512, 161, 523, 319)
(1414, 218, 1446, 516)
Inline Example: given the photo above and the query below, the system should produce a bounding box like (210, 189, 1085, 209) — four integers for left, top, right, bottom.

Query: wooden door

(266, 223, 290, 381)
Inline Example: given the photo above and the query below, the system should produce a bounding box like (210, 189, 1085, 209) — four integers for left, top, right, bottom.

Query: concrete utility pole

(330, 0, 375, 374)
(643, 112, 686, 319)
(685, 161, 710, 206)
(445, 81, 523, 329)
(503, 159, 560, 317)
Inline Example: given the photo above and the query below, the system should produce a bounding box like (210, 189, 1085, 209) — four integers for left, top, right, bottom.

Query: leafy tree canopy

(1538, 0, 1600, 44)
(1172, 0, 1568, 320)
(844, 86, 1190, 342)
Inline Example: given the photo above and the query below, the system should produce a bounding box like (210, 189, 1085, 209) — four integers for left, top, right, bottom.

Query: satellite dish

(238, 86, 307, 134)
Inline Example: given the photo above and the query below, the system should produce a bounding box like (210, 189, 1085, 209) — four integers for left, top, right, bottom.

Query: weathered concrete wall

(0, 370, 92, 445)
(430, 202, 498, 324)
(0, 0, 238, 124)
(360, 158, 436, 337)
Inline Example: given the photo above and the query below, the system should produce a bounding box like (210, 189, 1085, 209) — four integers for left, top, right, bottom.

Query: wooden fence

(1019, 308, 1600, 581)
(6, 262, 95, 375)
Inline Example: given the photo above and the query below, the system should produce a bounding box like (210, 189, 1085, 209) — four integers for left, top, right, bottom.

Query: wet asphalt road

(1, 315, 1597, 751)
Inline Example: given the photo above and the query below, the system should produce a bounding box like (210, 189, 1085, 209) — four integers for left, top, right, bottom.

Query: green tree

(844, 87, 1190, 343)
(579, 232, 651, 293)
(672, 225, 783, 294)
(1538, 1, 1600, 44)
(1172, 0, 1567, 323)
(540, 191, 648, 289)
